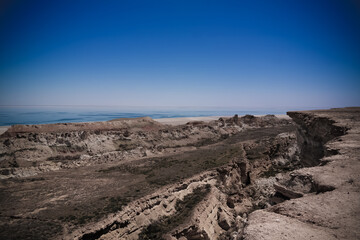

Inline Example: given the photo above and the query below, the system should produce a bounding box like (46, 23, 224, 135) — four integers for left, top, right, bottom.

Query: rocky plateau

(0, 108, 359, 240)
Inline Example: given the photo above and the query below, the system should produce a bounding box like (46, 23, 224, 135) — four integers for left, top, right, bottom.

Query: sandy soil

(0, 115, 289, 133)
(155, 114, 290, 126)
(154, 116, 225, 125)
(0, 126, 9, 136)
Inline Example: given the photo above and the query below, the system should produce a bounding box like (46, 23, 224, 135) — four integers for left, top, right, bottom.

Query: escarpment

(242, 108, 360, 240)
(69, 130, 300, 240)
(1, 108, 359, 240)
(0, 115, 290, 179)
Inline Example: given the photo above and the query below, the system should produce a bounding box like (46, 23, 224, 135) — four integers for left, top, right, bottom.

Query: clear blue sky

(0, 0, 359, 109)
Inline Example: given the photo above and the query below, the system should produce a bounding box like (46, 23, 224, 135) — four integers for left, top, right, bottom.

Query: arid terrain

(0, 108, 359, 239)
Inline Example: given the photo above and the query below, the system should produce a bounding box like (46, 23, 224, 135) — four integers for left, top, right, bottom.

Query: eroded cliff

(1, 108, 359, 240)
(242, 108, 360, 240)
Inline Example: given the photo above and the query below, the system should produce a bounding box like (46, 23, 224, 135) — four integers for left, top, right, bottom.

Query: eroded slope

(2, 108, 357, 240)
(243, 108, 360, 240)
(0, 115, 292, 239)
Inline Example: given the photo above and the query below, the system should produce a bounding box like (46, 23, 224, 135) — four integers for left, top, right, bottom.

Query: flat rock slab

(269, 190, 360, 239)
(0, 126, 9, 136)
(243, 210, 338, 240)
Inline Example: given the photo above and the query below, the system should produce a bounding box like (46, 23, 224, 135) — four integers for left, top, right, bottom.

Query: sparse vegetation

(47, 154, 81, 161)
(104, 196, 130, 213)
(9, 160, 19, 168)
(100, 144, 244, 189)
(58, 196, 131, 226)
(114, 139, 138, 151)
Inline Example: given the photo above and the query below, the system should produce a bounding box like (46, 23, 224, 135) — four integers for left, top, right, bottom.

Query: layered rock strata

(1, 108, 359, 240)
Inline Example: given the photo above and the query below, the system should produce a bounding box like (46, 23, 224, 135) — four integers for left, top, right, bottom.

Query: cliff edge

(243, 107, 360, 240)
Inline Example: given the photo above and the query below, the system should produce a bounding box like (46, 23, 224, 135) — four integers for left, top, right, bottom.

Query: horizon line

(0, 104, 344, 110)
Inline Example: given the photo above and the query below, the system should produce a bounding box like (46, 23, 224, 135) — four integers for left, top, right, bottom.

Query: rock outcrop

(0, 115, 294, 239)
(1, 108, 359, 240)
(242, 108, 360, 240)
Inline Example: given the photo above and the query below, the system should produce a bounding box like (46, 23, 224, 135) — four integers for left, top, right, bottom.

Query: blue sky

(0, 0, 359, 109)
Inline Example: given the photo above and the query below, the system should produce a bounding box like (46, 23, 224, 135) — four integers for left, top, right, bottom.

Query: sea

(0, 106, 291, 126)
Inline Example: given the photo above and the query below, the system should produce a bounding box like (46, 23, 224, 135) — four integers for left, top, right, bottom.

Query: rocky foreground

(0, 108, 359, 239)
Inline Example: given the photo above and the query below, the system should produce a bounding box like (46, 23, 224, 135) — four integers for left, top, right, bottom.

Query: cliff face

(0, 117, 239, 178)
(0, 115, 294, 240)
(70, 130, 300, 240)
(1, 109, 359, 240)
(70, 107, 358, 240)
(287, 111, 348, 167)
(243, 108, 360, 240)
(0, 116, 289, 179)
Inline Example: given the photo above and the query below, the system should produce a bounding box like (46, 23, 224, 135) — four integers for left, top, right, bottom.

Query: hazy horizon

(0, 104, 297, 126)
(0, 104, 340, 111)
(1, 1, 360, 108)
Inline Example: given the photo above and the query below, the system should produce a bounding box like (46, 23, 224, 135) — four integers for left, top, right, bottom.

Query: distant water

(0, 106, 287, 126)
